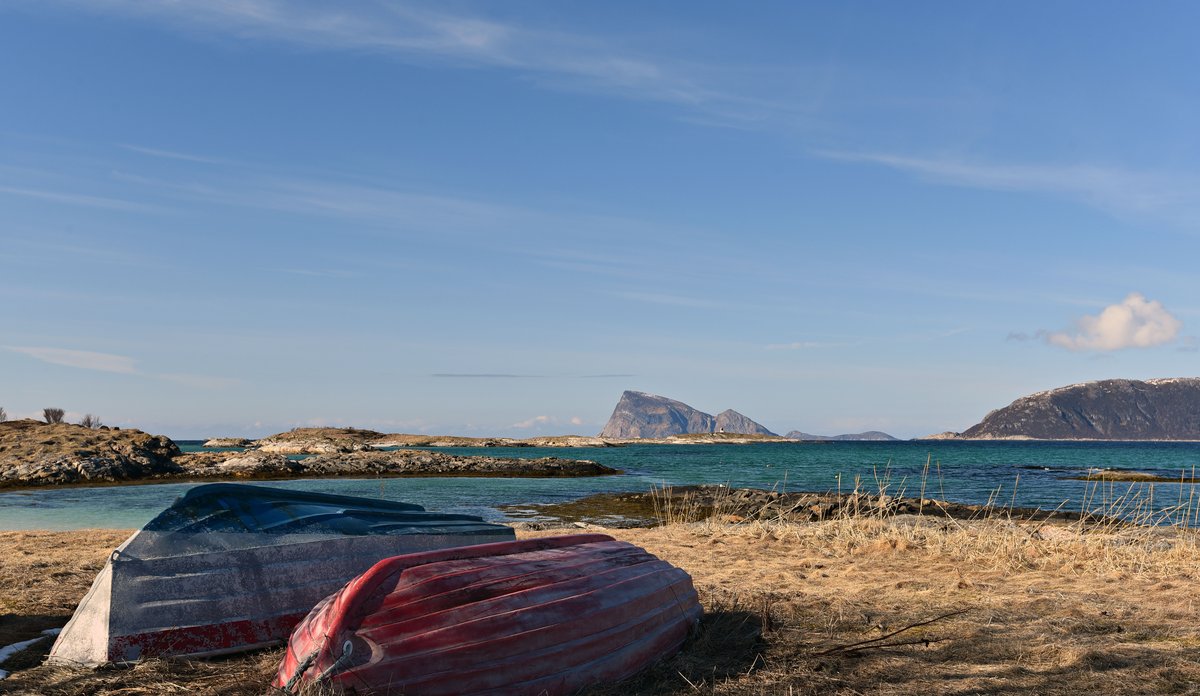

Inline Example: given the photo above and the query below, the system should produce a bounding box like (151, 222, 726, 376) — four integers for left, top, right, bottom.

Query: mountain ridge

(950, 378, 1200, 440)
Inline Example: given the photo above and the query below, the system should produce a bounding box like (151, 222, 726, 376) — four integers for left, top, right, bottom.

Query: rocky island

(784, 430, 898, 441)
(599, 391, 781, 438)
(934, 377, 1200, 440)
(0, 421, 618, 490)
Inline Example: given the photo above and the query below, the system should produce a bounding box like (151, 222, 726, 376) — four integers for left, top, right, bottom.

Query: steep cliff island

(937, 378, 1200, 441)
(599, 391, 779, 439)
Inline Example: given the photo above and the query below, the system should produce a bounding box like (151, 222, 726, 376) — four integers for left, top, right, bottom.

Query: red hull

(274, 534, 702, 695)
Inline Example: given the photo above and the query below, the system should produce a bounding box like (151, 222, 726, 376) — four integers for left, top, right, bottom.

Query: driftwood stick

(812, 608, 971, 656)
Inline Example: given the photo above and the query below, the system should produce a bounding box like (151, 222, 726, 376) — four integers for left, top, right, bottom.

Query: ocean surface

(2, 440, 1200, 530)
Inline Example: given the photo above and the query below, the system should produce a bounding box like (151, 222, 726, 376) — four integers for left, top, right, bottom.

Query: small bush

(79, 414, 103, 429)
(43, 408, 65, 424)
(0, 406, 6, 422)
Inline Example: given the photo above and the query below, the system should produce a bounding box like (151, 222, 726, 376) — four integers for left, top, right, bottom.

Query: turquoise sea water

(2, 440, 1200, 530)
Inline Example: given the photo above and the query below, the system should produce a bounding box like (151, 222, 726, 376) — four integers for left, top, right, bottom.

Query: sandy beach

(4, 506, 1200, 695)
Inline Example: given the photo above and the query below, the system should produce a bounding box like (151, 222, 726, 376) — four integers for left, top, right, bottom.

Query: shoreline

(0, 449, 620, 493)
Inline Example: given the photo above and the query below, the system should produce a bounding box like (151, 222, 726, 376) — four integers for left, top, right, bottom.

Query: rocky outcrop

(176, 450, 618, 479)
(599, 392, 776, 438)
(254, 430, 617, 450)
(253, 427, 385, 454)
(959, 378, 1200, 440)
(201, 437, 252, 448)
(0, 420, 181, 488)
(715, 410, 776, 436)
(919, 431, 963, 440)
(785, 430, 897, 441)
(501, 485, 1088, 528)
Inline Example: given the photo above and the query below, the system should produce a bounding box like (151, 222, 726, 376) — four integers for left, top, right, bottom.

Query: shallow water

(2, 440, 1199, 530)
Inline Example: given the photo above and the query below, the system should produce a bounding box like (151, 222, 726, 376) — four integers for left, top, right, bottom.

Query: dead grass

(5, 510, 1200, 694)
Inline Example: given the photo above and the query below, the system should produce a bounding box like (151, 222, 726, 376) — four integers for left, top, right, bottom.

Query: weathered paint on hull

(48, 484, 515, 666)
(274, 534, 703, 696)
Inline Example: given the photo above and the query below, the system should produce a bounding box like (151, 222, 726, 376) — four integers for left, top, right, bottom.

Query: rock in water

(599, 391, 717, 438)
(960, 378, 1200, 440)
(715, 409, 776, 436)
(784, 430, 897, 441)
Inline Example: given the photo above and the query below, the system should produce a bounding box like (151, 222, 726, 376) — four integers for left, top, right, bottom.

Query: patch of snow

(0, 628, 61, 679)
(0, 638, 43, 680)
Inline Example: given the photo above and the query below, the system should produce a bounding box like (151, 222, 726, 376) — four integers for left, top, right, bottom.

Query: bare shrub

(79, 414, 103, 429)
(42, 407, 65, 424)
(0, 406, 6, 422)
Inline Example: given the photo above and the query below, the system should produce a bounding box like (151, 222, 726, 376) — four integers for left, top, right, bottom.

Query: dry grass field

(3, 507, 1200, 694)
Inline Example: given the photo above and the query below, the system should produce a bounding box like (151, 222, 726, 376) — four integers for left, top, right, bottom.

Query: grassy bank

(3, 497, 1200, 694)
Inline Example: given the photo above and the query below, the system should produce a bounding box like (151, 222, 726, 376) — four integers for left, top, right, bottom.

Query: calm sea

(2, 440, 1199, 530)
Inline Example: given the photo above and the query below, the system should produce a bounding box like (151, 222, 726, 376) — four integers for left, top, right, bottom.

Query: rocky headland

(0, 421, 618, 490)
(0, 420, 182, 488)
(931, 377, 1200, 441)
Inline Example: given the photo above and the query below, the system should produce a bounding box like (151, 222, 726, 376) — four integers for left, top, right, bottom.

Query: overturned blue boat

(48, 483, 515, 666)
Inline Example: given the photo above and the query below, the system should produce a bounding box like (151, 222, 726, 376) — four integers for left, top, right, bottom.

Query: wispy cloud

(278, 268, 359, 279)
(821, 151, 1200, 226)
(5, 346, 137, 373)
(432, 373, 543, 379)
(5, 346, 237, 388)
(432, 372, 633, 379)
(612, 291, 728, 310)
(767, 328, 965, 351)
(157, 373, 241, 389)
(120, 144, 231, 165)
(766, 341, 853, 350)
(47, 0, 784, 125)
(1041, 293, 1182, 352)
(0, 184, 157, 212)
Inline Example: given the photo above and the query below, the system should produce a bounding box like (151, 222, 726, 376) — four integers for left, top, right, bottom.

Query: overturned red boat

(274, 534, 702, 695)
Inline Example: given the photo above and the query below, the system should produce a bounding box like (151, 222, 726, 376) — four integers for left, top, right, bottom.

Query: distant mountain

(598, 392, 775, 438)
(955, 378, 1200, 440)
(784, 430, 897, 441)
(715, 409, 776, 436)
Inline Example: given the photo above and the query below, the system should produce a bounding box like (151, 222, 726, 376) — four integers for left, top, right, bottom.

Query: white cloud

(1044, 293, 1182, 352)
(569, 416, 584, 426)
(511, 415, 552, 429)
(5, 346, 138, 373)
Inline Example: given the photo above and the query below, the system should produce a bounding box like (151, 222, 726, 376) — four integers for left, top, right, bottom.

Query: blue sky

(2, 1, 1198, 439)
